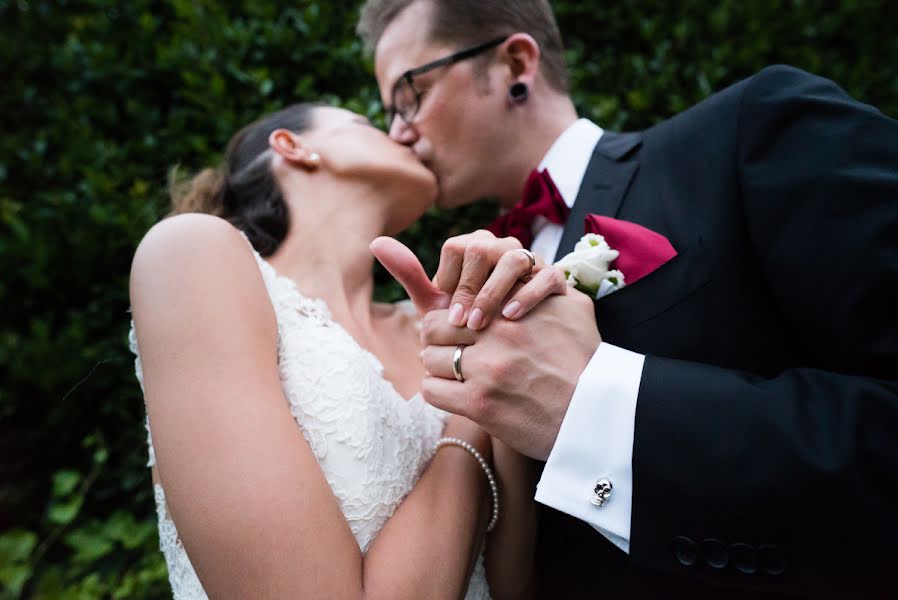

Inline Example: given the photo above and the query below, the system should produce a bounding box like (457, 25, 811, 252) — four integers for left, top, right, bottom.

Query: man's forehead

(373, 2, 447, 93)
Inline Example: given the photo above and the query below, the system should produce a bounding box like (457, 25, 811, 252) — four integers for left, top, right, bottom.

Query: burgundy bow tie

(486, 169, 570, 249)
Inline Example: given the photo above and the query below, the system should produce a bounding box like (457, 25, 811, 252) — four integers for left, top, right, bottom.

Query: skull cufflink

(591, 478, 613, 507)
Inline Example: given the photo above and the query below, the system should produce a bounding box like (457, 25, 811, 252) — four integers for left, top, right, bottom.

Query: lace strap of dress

(238, 232, 334, 324)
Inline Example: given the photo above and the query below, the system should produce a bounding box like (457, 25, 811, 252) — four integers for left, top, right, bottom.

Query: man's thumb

(370, 237, 449, 314)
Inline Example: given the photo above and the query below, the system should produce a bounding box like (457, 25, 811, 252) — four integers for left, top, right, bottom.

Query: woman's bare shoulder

(130, 215, 260, 292)
(131, 214, 246, 275)
(129, 214, 272, 330)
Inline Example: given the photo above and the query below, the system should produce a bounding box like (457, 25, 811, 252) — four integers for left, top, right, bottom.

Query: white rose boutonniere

(554, 233, 626, 299)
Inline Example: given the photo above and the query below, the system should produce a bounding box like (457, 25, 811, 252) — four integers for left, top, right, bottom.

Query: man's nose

(389, 116, 418, 145)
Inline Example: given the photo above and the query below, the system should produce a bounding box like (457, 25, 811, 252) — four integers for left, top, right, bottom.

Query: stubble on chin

(434, 189, 456, 210)
(436, 166, 495, 210)
(435, 189, 476, 210)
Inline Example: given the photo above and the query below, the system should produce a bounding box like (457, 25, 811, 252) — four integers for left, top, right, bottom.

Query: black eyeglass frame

(386, 35, 511, 126)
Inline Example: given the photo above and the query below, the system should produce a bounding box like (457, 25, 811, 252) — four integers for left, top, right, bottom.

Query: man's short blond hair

(357, 0, 570, 93)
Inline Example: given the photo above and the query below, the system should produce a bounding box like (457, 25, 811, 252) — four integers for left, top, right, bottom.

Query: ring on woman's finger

(452, 345, 466, 382)
(513, 248, 536, 281)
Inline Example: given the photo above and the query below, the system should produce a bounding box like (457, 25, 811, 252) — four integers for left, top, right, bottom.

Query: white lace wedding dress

(129, 243, 490, 600)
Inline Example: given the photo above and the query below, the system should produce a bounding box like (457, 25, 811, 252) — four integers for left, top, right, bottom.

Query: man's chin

(434, 186, 476, 210)
(434, 195, 454, 210)
(430, 171, 483, 209)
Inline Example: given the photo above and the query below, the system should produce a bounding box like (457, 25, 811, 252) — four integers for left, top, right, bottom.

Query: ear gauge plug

(508, 82, 529, 104)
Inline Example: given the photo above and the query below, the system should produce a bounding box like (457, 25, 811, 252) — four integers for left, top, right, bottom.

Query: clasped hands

(371, 230, 601, 461)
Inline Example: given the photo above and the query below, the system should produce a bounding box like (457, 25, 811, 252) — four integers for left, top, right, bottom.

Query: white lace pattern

(129, 244, 490, 600)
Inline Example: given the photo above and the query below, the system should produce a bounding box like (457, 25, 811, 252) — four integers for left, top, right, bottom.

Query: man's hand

(418, 291, 602, 460)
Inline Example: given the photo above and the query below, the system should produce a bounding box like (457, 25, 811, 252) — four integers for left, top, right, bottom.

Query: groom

(359, 0, 898, 596)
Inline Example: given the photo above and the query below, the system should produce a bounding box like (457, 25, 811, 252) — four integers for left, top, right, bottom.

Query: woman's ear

(500, 33, 541, 88)
(269, 129, 321, 170)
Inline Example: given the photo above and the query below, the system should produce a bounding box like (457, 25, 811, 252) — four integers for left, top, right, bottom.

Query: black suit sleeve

(630, 66, 898, 594)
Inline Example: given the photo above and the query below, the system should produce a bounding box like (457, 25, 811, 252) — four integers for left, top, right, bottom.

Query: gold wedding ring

(452, 345, 466, 382)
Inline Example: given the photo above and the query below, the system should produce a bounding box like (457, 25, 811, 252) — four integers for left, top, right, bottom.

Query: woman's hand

(371, 232, 568, 332)
(434, 231, 569, 331)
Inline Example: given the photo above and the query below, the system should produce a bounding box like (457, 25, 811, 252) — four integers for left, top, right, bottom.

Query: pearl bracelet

(435, 436, 500, 533)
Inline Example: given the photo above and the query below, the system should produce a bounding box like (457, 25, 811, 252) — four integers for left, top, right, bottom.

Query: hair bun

(167, 166, 227, 217)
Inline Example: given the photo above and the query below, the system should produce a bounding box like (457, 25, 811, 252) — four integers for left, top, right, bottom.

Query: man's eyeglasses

(385, 35, 510, 128)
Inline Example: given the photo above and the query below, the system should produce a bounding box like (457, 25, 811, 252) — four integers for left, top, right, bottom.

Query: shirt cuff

(534, 342, 644, 554)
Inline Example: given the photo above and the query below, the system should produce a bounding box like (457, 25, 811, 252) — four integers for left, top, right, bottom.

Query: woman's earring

(308, 152, 321, 167)
(508, 82, 529, 104)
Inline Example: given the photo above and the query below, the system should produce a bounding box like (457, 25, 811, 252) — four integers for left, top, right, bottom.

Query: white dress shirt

(530, 118, 645, 554)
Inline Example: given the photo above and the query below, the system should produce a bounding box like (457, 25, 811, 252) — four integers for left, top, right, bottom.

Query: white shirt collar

(537, 118, 604, 208)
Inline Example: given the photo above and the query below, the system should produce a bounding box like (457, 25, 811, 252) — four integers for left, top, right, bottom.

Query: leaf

(48, 495, 84, 525)
(0, 529, 38, 563)
(104, 511, 154, 549)
(63, 528, 114, 564)
(0, 530, 38, 598)
(93, 446, 109, 465)
(0, 564, 32, 597)
(52, 469, 81, 497)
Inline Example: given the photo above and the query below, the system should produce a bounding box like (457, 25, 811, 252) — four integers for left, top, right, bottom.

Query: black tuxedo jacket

(535, 65, 898, 598)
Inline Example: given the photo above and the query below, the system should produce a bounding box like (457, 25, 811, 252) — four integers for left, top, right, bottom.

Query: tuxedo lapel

(556, 131, 642, 260)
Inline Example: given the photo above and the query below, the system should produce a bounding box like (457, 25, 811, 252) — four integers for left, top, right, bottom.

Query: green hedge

(1, 1, 895, 597)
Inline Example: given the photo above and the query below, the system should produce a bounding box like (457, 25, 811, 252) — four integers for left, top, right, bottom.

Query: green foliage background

(1, 0, 895, 596)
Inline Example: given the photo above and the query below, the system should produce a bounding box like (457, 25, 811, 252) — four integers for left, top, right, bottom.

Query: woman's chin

(409, 170, 439, 213)
(413, 165, 439, 203)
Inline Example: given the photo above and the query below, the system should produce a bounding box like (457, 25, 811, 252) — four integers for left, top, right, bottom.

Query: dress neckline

(258, 254, 426, 406)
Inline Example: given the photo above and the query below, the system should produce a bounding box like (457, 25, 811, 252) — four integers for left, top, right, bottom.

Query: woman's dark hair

(168, 103, 319, 256)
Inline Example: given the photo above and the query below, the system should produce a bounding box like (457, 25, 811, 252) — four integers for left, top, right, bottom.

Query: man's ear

(501, 33, 541, 87)
(269, 129, 321, 170)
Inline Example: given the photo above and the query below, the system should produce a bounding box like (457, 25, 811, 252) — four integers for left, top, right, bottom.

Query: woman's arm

(363, 415, 491, 598)
(483, 438, 540, 600)
(131, 214, 490, 599)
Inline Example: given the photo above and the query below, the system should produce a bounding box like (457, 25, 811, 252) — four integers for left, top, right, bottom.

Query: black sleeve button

(730, 542, 758, 575)
(672, 536, 698, 566)
(700, 538, 729, 569)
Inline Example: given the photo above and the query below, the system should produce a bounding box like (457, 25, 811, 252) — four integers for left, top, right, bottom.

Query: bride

(128, 103, 539, 599)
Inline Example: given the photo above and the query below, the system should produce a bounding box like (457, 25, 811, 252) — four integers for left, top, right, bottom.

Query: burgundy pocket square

(584, 214, 678, 286)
